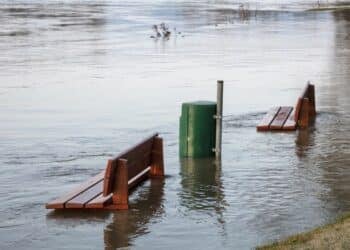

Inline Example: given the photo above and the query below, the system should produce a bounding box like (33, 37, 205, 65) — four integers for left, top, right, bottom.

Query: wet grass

(257, 213, 350, 250)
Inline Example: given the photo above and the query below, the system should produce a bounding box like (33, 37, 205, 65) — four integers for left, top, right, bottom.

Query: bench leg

(112, 159, 129, 210)
(150, 137, 165, 177)
(308, 84, 316, 117)
(298, 98, 309, 129)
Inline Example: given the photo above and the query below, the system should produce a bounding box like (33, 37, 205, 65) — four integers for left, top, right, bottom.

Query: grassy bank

(257, 213, 350, 250)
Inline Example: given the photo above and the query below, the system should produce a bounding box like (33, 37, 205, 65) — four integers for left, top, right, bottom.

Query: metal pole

(215, 80, 223, 158)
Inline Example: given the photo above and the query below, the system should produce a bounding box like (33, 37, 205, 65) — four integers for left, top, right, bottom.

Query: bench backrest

(294, 82, 316, 124)
(102, 133, 158, 196)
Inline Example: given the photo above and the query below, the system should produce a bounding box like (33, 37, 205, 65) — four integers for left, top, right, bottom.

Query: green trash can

(179, 101, 216, 158)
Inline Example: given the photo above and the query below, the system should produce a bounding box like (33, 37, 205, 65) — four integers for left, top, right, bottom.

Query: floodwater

(0, 0, 350, 249)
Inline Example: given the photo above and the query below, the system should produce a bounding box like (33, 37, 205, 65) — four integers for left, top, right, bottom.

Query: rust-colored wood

(65, 180, 103, 208)
(104, 166, 150, 210)
(128, 166, 151, 190)
(120, 141, 153, 163)
(127, 151, 152, 181)
(282, 109, 297, 131)
(270, 106, 293, 130)
(257, 107, 281, 131)
(297, 82, 315, 118)
(150, 137, 165, 177)
(257, 82, 316, 132)
(45, 171, 105, 209)
(103, 160, 115, 196)
(86, 193, 113, 209)
(294, 97, 303, 122)
(118, 133, 157, 160)
(103, 134, 156, 197)
(298, 98, 310, 129)
(300, 83, 310, 100)
(308, 84, 316, 116)
(295, 83, 315, 123)
(46, 134, 165, 211)
(112, 159, 129, 210)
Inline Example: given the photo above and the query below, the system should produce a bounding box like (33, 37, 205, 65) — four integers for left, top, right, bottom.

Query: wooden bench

(46, 134, 164, 210)
(257, 82, 316, 131)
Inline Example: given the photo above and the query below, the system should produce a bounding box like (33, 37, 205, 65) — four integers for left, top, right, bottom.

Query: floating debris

(151, 24, 161, 38)
(160, 23, 171, 38)
(150, 23, 183, 40)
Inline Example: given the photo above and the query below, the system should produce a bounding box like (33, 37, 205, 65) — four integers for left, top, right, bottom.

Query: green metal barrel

(179, 101, 216, 158)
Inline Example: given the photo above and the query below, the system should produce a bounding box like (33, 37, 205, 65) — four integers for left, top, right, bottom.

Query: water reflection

(44, 178, 165, 249)
(295, 119, 316, 158)
(46, 209, 110, 224)
(332, 9, 350, 90)
(104, 179, 165, 249)
(179, 158, 226, 225)
(315, 9, 350, 213)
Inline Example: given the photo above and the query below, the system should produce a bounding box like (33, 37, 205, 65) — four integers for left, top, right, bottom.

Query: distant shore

(257, 213, 350, 250)
(307, 4, 350, 11)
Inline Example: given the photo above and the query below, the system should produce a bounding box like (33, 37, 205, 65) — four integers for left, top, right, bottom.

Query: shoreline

(307, 4, 350, 11)
(257, 213, 350, 250)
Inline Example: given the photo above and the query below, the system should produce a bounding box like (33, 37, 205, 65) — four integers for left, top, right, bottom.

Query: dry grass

(257, 213, 350, 250)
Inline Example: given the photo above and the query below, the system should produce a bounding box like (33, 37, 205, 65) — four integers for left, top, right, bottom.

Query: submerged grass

(257, 213, 350, 250)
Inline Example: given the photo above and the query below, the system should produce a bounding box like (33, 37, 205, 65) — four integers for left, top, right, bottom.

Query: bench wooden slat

(85, 193, 113, 208)
(127, 151, 152, 180)
(65, 180, 103, 208)
(45, 171, 105, 209)
(119, 134, 157, 161)
(257, 107, 281, 131)
(282, 109, 297, 130)
(120, 140, 153, 161)
(128, 166, 151, 190)
(121, 142, 153, 179)
(270, 106, 293, 130)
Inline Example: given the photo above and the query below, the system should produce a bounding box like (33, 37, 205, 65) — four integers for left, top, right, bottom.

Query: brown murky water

(0, 1, 350, 249)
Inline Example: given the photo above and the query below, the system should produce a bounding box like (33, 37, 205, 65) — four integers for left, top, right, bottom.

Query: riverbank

(307, 3, 350, 11)
(308, 6, 350, 11)
(257, 213, 350, 250)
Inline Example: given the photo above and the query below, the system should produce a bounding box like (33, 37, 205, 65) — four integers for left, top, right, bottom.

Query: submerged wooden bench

(46, 134, 164, 210)
(257, 82, 316, 131)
